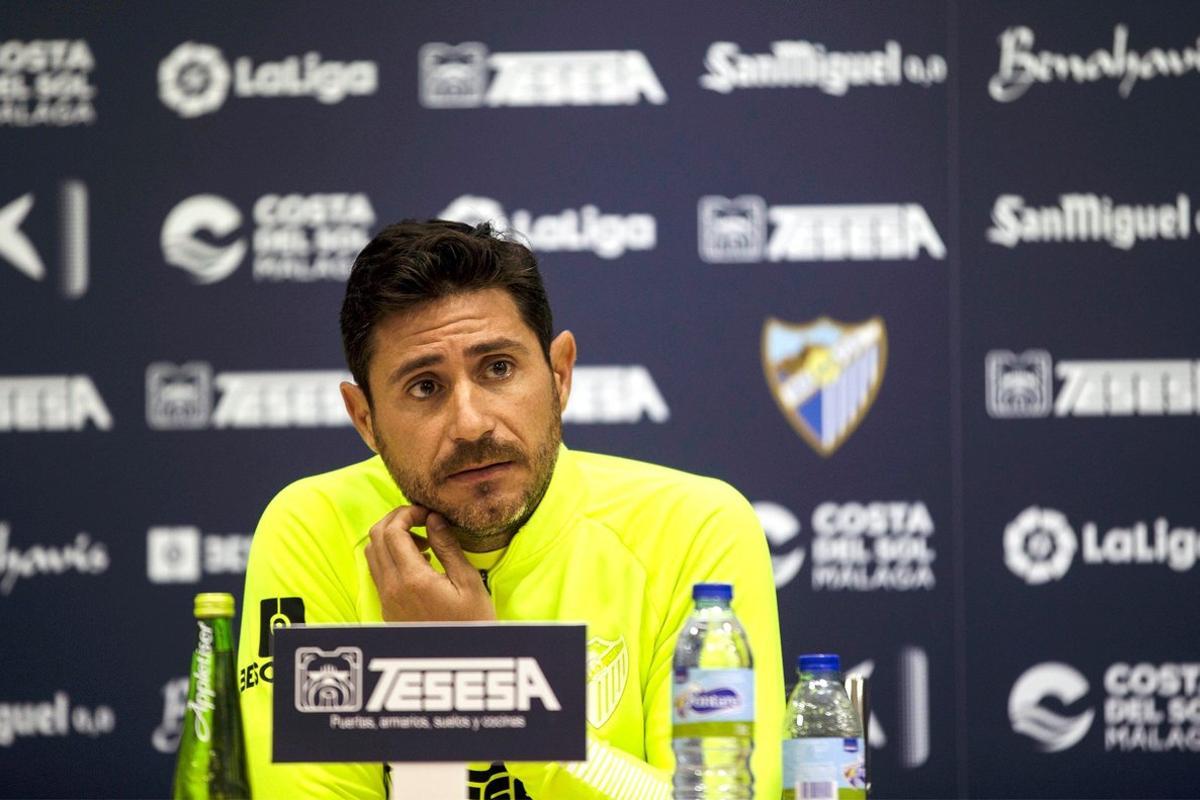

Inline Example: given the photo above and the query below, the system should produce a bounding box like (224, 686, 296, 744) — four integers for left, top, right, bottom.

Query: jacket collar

(358, 443, 583, 565)
(496, 444, 583, 572)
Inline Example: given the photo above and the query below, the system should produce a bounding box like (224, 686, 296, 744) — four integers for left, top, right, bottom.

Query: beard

(376, 392, 562, 551)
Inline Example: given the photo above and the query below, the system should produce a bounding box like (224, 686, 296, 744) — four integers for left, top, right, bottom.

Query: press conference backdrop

(2, 1, 1198, 797)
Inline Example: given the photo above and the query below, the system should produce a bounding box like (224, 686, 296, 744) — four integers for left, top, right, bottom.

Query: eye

(407, 378, 439, 399)
(486, 359, 514, 379)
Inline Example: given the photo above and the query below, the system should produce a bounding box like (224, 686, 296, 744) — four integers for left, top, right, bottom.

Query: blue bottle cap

(692, 582, 733, 601)
(798, 653, 840, 672)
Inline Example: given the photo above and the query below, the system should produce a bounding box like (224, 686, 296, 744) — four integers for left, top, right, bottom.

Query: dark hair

(340, 219, 553, 401)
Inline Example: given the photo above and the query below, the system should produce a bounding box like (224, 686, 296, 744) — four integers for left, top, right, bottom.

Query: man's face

(343, 288, 573, 550)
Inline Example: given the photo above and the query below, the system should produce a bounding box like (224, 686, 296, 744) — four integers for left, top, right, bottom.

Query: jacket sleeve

(509, 481, 784, 799)
(237, 484, 387, 800)
(643, 481, 785, 798)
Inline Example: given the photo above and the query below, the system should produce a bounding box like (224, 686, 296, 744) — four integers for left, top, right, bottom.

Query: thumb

(425, 513, 480, 588)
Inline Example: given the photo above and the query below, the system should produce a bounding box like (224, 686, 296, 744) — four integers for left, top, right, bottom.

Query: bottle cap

(194, 592, 236, 619)
(798, 653, 840, 672)
(692, 582, 733, 601)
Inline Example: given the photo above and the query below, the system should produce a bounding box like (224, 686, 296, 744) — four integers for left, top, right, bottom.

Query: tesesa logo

(419, 42, 666, 108)
(145, 361, 351, 430)
(0, 374, 111, 432)
(986, 349, 1200, 418)
(296, 647, 363, 713)
(699, 195, 945, 263)
(561, 366, 670, 425)
(294, 651, 563, 714)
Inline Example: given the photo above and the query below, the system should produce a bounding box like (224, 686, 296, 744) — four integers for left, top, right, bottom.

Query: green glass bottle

(172, 592, 251, 799)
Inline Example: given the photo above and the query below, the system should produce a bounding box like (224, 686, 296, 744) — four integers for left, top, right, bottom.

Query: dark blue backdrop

(2, 2, 1198, 797)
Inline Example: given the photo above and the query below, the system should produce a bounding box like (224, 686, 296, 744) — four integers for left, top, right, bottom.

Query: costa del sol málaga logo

(160, 195, 246, 284)
(761, 316, 887, 457)
(1004, 506, 1077, 585)
(1008, 662, 1094, 752)
(158, 43, 231, 118)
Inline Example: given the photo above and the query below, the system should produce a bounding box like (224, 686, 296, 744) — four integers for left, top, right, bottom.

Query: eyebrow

(387, 337, 531, 386)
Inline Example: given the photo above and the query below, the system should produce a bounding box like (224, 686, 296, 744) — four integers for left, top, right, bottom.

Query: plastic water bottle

(671, 583, 754, 799)
(782, 654, 866, 800)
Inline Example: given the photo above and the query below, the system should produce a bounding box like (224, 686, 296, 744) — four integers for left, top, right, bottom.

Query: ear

(549, 330, 576, 412)
(339, 381, 379, 452)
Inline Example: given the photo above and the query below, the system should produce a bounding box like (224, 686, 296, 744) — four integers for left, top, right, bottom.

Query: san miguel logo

(762, 317, 887, 456)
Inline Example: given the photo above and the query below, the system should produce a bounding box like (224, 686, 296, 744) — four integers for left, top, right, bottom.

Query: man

(237, 220, 783, 799)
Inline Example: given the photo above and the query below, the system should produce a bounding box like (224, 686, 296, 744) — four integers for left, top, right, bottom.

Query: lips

(445, 461, 513, 482)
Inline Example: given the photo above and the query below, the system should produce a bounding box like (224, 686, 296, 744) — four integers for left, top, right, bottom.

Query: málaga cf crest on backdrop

(761, 317, 887, 457)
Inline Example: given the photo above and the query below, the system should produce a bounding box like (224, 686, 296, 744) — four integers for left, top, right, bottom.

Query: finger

(409, 531, 431, 554)
(371, 504, 430, 537)
(424, 513, 480, 589)
(408, 531, 433, 564)
(367, 506, 423, 573)
(378, 506, 433, 578)
(364, 539, 393, 596)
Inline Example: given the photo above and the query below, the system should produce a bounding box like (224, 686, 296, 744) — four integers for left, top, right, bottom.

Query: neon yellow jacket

(237, 446, 783, 799)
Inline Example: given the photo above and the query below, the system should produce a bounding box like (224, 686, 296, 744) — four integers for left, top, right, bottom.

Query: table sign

(273, 621, 586, 796)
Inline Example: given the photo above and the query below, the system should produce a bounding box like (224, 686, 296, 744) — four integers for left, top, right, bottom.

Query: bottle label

(671, 667, 754, 738)
(188, 620, 216, 743)
(783, 737, 866, 800)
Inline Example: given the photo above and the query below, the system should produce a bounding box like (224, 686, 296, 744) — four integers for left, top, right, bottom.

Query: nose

(446, 379, 496, 442)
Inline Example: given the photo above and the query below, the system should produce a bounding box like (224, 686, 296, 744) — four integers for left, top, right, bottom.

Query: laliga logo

(160, 195, 246, 284)
(158, 43, 231, 118)
(159, 42, 377, 118)
(1009, 662, 1095, 752)
(440, 195, 508, 230)
(439, 194, 656, 259)
(1004, 506, 1077, 585)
